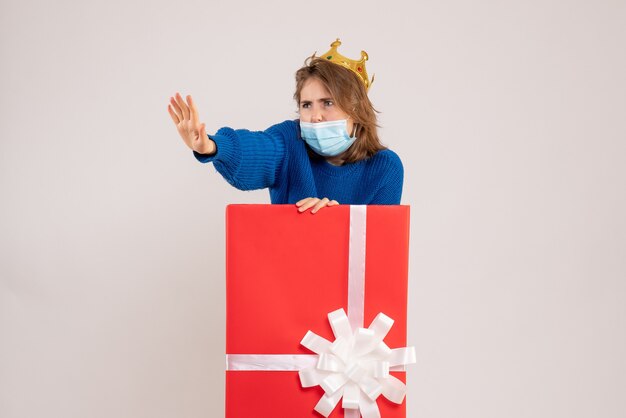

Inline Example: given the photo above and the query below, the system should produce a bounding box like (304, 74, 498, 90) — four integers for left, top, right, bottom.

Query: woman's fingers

(175, 92, 190, 120)
(169, 96, 184, 121)
(169, 93, 200, 126)
(295, 197, 339, 213)
(187, 95, 200, 124)
(297, 198, 319, 212)
(167, 104, 180, 124)
(296, 197, 311, 206)
(311, 198, 330, 214)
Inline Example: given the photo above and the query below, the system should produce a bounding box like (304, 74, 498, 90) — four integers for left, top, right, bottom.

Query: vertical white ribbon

(346, 205, 367, 418)
(345, 408, 362, 418)
(347, 205, 367, 331)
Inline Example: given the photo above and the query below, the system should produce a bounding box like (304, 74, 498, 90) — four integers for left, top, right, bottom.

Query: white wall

(1, 0, 625, 417)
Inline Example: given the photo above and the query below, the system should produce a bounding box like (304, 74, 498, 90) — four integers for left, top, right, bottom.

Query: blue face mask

(300, 120, 357, 157)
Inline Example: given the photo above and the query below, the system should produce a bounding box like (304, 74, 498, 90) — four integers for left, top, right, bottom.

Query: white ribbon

(226, 205, 416, 417)
(226, 354, 317, 370)
(348, 205, 367, 331)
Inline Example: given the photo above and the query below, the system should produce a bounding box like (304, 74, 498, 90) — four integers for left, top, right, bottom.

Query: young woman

(168, 40, 403, 213)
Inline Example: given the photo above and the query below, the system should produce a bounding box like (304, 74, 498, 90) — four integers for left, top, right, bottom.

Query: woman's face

(299, 77, 354, 135)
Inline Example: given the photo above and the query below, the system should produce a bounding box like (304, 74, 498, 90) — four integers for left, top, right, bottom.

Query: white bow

(299, 308, 416, 418)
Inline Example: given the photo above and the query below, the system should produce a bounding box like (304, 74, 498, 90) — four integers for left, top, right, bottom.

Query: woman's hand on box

(296, 197, 339, 214)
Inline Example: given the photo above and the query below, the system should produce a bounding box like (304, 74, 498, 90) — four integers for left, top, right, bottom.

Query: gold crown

(314, 38, 374, 91)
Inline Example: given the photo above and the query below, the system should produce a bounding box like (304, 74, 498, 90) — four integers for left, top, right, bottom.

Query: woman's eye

(324, 100, 334, 107)
(301, 103, 310, 109)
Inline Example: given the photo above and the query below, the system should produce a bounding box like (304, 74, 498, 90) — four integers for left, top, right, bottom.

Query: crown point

(315, 39, 372, 92)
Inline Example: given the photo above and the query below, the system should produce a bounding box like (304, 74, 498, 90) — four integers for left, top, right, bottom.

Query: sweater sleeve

(370, 150, 404, 204)
(193, 120, 291, 191)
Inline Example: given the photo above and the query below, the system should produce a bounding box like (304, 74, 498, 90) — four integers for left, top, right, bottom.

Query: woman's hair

(294, 57, 387, 163)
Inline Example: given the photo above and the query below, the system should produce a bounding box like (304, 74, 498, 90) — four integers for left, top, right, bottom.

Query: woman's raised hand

(168, 92, 216, 155)
(296, 197, 339, 214)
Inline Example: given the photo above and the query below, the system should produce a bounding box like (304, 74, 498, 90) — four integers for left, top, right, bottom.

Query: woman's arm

(196, 124, 287, 191)
(168, 92, 288, 191)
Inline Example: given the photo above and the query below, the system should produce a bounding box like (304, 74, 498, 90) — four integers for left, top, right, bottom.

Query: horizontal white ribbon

(227, 354, 317, 371)
(227, 354, 408, 373)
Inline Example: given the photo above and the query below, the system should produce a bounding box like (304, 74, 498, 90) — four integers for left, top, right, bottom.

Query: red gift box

(225, 204, 412, 417)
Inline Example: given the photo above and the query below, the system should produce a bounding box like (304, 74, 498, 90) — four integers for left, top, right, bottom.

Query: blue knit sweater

(194, 119, 403, 204)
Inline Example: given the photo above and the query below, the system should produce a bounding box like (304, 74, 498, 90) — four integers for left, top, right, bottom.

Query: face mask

(300, 120, 357, 157)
